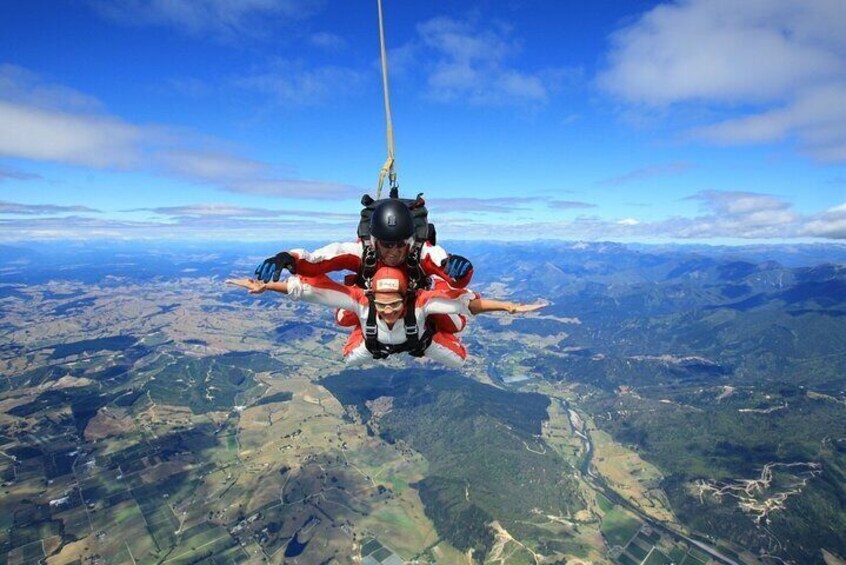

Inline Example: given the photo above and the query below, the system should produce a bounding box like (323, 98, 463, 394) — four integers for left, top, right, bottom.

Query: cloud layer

(4, 191, 845, 242)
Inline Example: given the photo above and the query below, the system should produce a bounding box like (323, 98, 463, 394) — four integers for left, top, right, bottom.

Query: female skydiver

(225, 266, 545, 368)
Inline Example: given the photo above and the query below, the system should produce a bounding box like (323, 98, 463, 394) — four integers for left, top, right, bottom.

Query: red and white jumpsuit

(286, 275, 473, 368)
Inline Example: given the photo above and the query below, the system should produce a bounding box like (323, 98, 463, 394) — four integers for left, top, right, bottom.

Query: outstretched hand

(225, 278, 267, 294)
(509, 300, 549, 314)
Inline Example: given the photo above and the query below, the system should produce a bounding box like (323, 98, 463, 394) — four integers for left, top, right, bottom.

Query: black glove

(255, 251, 296, 282)
(443, 254, 472, 281)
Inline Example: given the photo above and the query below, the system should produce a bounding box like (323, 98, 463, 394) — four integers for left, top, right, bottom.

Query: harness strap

(375, 0, 396, 200)
(406, 242, 429, 291)
(364, 293, 389, 359)
(358, 243, 379, 289)
(406, 322, 434, 358)
(403, 290, 418, 344)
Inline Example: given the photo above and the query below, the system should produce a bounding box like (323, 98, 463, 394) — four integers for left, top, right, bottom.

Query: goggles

(377, 239, 407, 249)
(374, 299, 404, 312)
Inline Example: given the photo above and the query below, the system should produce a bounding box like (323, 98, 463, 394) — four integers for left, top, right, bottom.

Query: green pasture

(81, 469, 130, 502)
(644, 549, 674, 564)
(5, 540, 46, 565)
(680, 554, 706, 565)
(626, 539, 648, 560)
(600, 507, 642, 548)
(617, 552, 638, 565)
(689, 546, 712, 561)
(164, 522, 237, 565)
(596, 492, 614, 514)
(9, 521, 60, 550)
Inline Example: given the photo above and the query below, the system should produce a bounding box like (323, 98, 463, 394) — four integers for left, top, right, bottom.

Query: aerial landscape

(1, 241, 845, 563)
(2, 0, 846, 564)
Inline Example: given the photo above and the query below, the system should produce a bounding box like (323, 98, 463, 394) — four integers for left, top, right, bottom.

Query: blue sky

(1, 0, 845, 243)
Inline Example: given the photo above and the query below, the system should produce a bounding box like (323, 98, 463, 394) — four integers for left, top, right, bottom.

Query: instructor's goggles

(377, 240, 406, 249)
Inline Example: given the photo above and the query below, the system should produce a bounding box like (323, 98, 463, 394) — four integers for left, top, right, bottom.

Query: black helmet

(370, 199, 414, 242)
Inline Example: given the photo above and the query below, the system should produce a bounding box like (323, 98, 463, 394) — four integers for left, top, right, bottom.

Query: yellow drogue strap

(376, 0, 395, 200)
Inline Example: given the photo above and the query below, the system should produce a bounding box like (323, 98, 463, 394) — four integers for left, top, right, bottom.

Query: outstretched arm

(226, 278, 288, 294)
(227, 275, 361, 312)
(468, 298, 548, 315)
(289, 242, 362, 276)
(254, 242, 363, 283)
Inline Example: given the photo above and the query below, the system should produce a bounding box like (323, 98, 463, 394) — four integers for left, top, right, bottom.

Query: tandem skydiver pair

(226, 194, 546, 367)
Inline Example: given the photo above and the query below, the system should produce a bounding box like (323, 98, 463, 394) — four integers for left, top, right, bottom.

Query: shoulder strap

(358, 242, 378, 289)
(403, 290, 419, 347)
(364, 293, 389, 359)
(405, 242, 431, 291)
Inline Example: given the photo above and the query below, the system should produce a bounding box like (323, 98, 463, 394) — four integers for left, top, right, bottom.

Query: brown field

(84, 406, 137, 440)
(589, 423, 677, 524)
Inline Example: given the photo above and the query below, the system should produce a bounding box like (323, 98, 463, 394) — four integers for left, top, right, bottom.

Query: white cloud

(598, 0, 846, 161)
(0, 214, 354, 242)
(547, 200, 596, 210)
(309, 32, 346, 51)
(0, 202, 100, 215)
(142, 204, 357, 221)
(235, 60, 367, 106)
(677, 191, 800, 237)
(145, 204, 281, 218)
(225, 178, 357, 200)
(598, 162, 692, 187)
(599, 0, 846, 104)
(409, 16, 570, 107)
(802, 202, 846, 238)
(0, 101, 145, 168)
(692, 83, 846, 161)
(89, 0, 322, 40)
(4, 191, 845, 242)
(438, 190, 809, 241)
(0, 166, 41, 182)
(428, 197, 542, 214)
(0, 65, 103, 113)
(158, 150, 268, 181)
(690, 190, 792, 216)
(0, 66, 359, 200)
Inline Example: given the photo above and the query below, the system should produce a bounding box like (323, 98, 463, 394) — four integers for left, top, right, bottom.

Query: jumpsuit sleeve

(289, 241, 363, 276)
(418, 288, 474, 317)
(286, 275, 363, 313)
